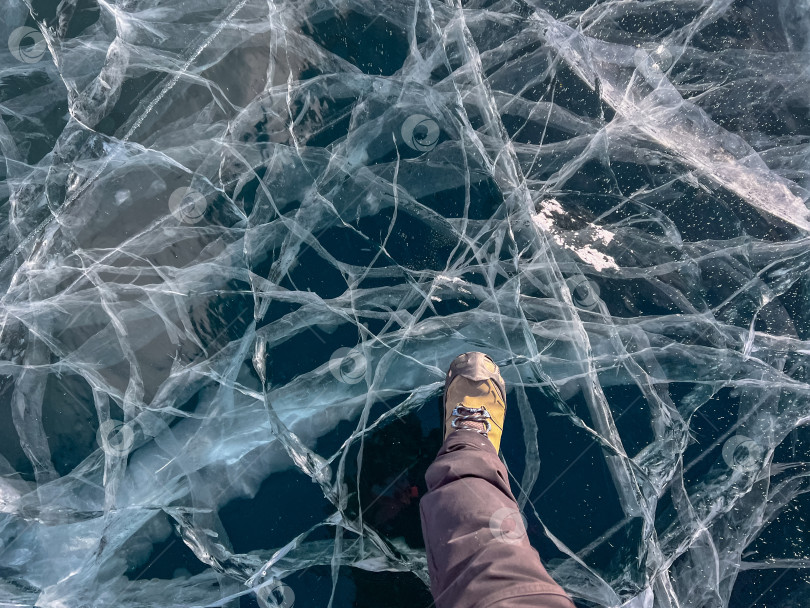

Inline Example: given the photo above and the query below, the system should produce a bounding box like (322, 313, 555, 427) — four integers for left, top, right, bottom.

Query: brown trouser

(420, 430, 576, 608)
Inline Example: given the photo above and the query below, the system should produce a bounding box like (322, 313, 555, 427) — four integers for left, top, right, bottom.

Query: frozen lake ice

(1, 0, 809, 606)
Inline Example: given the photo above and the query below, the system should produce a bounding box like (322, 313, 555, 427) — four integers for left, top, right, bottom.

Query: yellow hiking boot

(443, 352, 507, 452)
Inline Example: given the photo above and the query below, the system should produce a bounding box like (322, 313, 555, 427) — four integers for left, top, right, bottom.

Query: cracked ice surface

(1, 0, 810, 606)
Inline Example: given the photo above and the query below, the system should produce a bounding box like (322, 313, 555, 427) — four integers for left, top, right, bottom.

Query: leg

(421, 351, 574, 608)
(420, 430, 575, 608)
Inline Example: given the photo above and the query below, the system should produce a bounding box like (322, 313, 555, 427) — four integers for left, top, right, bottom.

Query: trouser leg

(420, 430, 575, 608)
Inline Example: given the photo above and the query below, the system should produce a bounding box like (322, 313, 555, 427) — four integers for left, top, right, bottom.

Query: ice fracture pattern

(1, 0, 810, 606)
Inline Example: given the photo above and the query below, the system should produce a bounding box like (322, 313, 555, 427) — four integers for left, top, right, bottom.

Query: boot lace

(450, 405, 492, 435)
